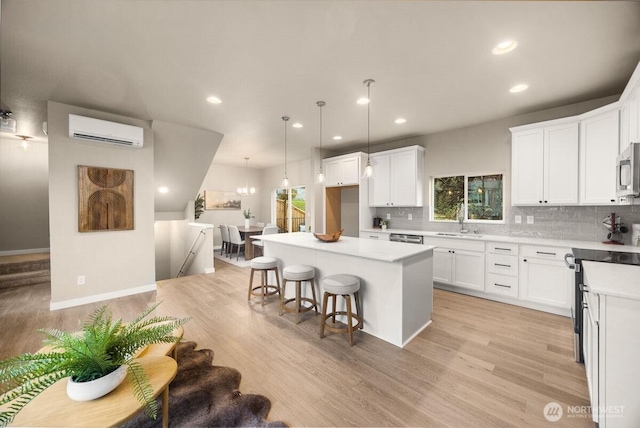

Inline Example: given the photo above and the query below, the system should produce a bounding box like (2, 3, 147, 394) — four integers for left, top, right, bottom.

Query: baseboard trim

(0, 248, 50, 256)
(204, 267, 215, 274)
(402, 319, 432, 348)
(50, 283, 157, 311)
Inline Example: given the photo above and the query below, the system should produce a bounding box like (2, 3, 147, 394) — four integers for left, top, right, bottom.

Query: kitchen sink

(435, 232, 484, 238)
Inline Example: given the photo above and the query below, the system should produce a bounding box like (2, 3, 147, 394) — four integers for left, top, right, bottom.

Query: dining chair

(252, 225, 279, 257)
(219, 225, 230, 257)
(227, 225, 245, 261)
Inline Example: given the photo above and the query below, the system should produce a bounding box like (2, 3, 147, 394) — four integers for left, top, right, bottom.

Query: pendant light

(237, 157, 256, 195)
(16, 135, 31, 151)
(316, 101, 326, 183)
(282, 116, 290, 187)
(362, 79, 375, 178)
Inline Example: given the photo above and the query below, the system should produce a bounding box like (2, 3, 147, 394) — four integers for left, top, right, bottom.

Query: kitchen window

(432, 174, 503, 222)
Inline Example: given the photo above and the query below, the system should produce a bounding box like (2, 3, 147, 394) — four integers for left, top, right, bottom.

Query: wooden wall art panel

(78, 165, 134, 232)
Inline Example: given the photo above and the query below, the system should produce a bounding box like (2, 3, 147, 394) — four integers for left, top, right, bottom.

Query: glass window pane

(433, 176, 464, 220)
(274, 186, 306, 232)
(467, 174, 503, 220)
(291, 186, 306, 232)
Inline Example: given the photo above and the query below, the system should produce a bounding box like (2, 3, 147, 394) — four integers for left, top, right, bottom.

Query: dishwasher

(389, 233, 424, 244)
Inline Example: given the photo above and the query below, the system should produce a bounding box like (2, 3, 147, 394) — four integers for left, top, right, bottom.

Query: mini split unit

(69, 114, 144, 148)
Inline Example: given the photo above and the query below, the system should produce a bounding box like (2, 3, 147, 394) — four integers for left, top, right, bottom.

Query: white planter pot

(67, 365, 127, 401)
(381, 224, 387, 230)
(244, 219, 250, 228)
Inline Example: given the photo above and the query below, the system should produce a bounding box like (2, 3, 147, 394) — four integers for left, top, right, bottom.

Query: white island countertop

(582, 260, 640, 300)
(258, 232, 434, 262)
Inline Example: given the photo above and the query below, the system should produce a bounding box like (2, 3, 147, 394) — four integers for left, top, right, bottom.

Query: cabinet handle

(369, 235, 378, 239)
(539, 200, 542, 203)
(495, 283, 511, 288)
(523, 259, 527, 262)
(494, 263, 511, 268)
(611, 199, 616, 203)
(495, 247, 511, 252)
(536, 251, 556, 256)
(544, 200, 548, 203)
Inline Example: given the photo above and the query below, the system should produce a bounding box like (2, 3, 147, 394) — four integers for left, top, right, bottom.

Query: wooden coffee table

(10, 355, 177, 428)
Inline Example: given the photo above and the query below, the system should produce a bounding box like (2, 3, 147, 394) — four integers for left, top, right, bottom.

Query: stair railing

(176, 229, 207, 278)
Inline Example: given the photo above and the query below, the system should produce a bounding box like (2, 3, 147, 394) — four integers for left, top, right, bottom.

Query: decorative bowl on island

(313, 229, 344, 242)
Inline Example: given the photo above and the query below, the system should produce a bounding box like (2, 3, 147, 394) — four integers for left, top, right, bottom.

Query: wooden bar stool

(280, 265, 318, 324)
(319, 274, 363, 346)
(248, 257, 281, 306)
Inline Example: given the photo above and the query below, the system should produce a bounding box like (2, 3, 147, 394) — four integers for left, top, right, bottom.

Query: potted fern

(0, 302, 189, 427)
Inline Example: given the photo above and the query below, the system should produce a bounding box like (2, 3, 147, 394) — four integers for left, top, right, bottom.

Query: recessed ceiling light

(509, 84, 529, 93)
(206, 96, 222, 104)
(356, 97, 370, 105)
(333, 136, 342, 140)
(292, 123, 303, 128)
(394, 118, 407, 124)
(158, 187, 169, 193)
(492, 40, 519, 55)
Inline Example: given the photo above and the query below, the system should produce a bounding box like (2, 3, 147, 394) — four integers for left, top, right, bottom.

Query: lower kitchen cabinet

(433, 248, 485, 290)
(519, 246, 573, 310)
(359, 231, 390, 241)
(582, 284, 640, 426)
(429, 240, 485, 291)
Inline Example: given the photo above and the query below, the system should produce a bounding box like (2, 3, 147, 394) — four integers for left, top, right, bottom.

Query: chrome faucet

(458, 204, 468, 234)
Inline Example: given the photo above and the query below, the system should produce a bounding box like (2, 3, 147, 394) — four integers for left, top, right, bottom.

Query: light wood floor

(0, 259, 591, 427)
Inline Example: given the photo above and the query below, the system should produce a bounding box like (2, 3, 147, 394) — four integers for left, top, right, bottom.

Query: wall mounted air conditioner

(69, 114, 144, 148)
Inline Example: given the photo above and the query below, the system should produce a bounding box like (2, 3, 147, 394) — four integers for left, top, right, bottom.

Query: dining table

(236, 225, 264, 260)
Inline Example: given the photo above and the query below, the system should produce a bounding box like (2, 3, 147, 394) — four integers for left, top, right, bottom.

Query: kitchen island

(257, 232, 435, 348)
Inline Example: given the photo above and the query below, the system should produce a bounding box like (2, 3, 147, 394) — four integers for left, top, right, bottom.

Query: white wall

(48, 101, 156, 309)
(0, 136, 50, 253)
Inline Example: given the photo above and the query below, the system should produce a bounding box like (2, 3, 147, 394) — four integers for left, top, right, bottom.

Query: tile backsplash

(375, 205, 640, 246)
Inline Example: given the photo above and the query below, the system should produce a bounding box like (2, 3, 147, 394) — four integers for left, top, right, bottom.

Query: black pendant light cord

(367, 83, 371, 163)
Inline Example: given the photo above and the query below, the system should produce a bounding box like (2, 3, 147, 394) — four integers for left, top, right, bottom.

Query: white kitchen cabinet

(511, 120, 578, 205)
(425, 237, 485, 291)
(579, 106, 620, 205)
(620, 81, 640, 154)
(485, 242, 519, 298)
(368, 146, 424, 207)
(519, 245, 572, 309)
(359, 231, 390, 241)
(581, 261, 640, 427)
(323, 154, 360, 187)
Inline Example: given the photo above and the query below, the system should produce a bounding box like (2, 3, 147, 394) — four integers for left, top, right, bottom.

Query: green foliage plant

(243, 209, 255, 219)
(0, 302, 190, 427)
(194, 193, 205, 219)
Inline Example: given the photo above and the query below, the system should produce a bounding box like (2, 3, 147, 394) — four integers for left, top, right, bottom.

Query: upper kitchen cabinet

(619, 62, 640, 154)
(619, 85, 638, 154)
(579, 105, 620, 205)
(368, 146, 425, 207)
(511, 119, 579, 206)
(323, 153, 361, 187)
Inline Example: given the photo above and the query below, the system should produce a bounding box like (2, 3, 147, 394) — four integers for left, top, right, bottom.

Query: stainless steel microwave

(616, 142, 640, 197)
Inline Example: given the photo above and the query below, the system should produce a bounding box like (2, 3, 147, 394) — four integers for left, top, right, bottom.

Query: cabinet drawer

(423, 237, 485, 252)
(485, 273, 518, 298)
(359, 231, 390, 241)
(520, 245, 570, 261)
(486, 253, 518, 276)
(486, 242, 519, 255)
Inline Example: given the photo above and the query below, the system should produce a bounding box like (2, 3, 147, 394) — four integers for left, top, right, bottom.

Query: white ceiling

(2, 1, 640, 169)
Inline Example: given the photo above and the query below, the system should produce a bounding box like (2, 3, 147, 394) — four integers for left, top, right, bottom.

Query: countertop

(258, 232, 435, 262)
(582, 260, 640, 300)
(361, 228, 640, 253)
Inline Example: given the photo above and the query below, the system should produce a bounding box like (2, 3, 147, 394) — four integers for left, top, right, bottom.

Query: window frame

(430, 171, 505, 224)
